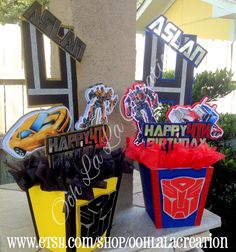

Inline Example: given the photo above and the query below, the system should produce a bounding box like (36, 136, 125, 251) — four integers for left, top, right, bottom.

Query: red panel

(150, 170, 162, 228)
(195, 167, 213, 225)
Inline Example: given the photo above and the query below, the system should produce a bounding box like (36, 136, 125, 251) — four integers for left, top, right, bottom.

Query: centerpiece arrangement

(123, 82, 225, 228)
(1, 1, 227, 250)
(3, 84, 124, 252)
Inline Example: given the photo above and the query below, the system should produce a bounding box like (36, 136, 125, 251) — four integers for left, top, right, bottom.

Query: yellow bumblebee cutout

(75, 84, 118, 130)
(2, 106, 72, 159)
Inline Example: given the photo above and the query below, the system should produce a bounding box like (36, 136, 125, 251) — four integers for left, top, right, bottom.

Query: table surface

(112, 207, 221, 240)
(0, 184, 221, 252)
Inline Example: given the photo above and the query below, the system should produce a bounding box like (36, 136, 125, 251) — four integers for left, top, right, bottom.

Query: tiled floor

(0, 189, 37, 252)
(133, 169, 145, 207)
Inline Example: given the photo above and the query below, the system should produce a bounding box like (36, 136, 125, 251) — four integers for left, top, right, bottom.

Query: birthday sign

(146, 15, 207, 67)
(143, 122, 212, 149)
(140, 97, 223, 148)
(46, 124, 110, 169)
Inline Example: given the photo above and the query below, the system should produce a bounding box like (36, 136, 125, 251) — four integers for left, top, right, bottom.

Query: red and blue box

(139, 165, 213, 228)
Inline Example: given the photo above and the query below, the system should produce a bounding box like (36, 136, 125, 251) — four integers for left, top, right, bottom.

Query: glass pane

(162, 44, 176, 80)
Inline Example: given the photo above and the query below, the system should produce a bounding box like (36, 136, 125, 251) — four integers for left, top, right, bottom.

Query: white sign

(147, 15, 207, 67)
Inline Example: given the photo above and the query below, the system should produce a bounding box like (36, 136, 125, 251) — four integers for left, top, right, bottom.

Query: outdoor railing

(0, 79, 27, 135)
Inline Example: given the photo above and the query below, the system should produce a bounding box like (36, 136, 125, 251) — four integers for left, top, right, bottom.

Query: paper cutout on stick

(122, 82, 159, 145)
(46, 124, 110, 170)
(75, 84, 118, 130)
(2, 106, 72, 159)
(21, 0, 85, 122)
(167, 97, 224, 139)
(22, 1, 86, 62)
(146, 15, 207, 67)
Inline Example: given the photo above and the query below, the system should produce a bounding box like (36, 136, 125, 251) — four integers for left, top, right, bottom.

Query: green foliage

(207, 148, 236, 247)
(0, 0, 48, 24)
(206, 114, 236, 249)
(219, 113, 236, 141)
(192, 68, 236, 103)
(154, 102, 171, 122)
(162, 69, 175, 79)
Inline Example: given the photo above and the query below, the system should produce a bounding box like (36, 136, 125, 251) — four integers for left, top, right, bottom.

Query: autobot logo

(161, 177, 205, 219)
(80, 191, 117, 244)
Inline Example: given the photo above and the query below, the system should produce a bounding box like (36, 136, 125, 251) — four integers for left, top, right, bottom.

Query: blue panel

(139, 164, 155, 222)
(158, 168, 207, 228)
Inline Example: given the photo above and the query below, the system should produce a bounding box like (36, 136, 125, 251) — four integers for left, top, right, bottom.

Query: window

(20, 130, 33, 139)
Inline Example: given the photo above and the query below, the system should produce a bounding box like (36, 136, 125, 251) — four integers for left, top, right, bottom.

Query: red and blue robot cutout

(122, 82, 159, 145)
(75, 84, 118, 130)
(167, 97, 224, 140)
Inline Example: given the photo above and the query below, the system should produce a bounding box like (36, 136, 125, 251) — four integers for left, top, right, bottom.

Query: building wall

(165, 0, 235, 40)
(164, 0, 236, 114)
(49, 0, 136, 211)
(49, 0, 137, 146)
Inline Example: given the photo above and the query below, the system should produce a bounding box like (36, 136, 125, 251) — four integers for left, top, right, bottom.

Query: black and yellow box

(27, 176, 121, 252)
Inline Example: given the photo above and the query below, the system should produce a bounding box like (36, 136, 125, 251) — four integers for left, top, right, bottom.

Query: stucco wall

(137, 0, 234, 40)
(165, 0, 234, 40)
(49, 0, 137, 146)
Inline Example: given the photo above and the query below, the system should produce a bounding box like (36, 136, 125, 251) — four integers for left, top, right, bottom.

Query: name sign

(146, 15, 207, 67)
(22, 1, 86, 62)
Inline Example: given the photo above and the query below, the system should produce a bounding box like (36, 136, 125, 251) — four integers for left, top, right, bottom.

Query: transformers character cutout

(161, 177, 205, 219)
(123, 82, 159, 145)
(167, 97, 224, 139)
(75, 84, 118, 130)
(2, 106, 71, 159)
